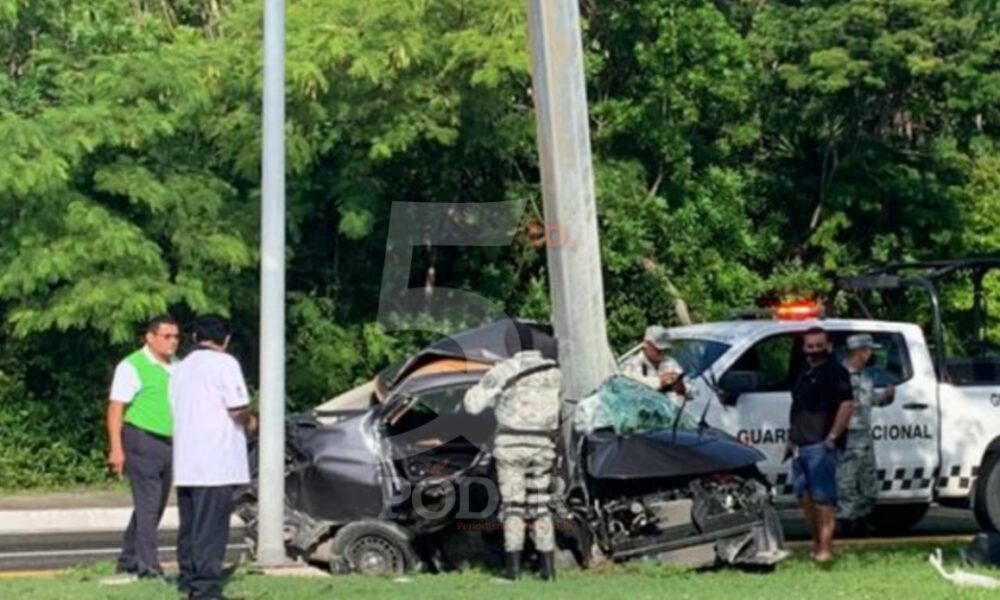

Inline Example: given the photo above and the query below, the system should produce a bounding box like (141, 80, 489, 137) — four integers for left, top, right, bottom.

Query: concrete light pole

(525, 1, 616, 405)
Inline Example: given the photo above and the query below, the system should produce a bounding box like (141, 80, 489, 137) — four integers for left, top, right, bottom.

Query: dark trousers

(117, 424, 172, 576)
(177, 485, 236, 600)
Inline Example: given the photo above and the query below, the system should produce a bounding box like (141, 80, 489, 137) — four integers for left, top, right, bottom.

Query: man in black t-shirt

(787, 327, 854, 563)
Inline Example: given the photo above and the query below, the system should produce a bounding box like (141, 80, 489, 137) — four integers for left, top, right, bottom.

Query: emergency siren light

(773, 300, 823, 320)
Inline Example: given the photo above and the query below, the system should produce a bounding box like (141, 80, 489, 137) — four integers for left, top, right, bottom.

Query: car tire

(974, 453, 1000, 532)
(328, 520, 418, 577)
(870, 503, 930, 535)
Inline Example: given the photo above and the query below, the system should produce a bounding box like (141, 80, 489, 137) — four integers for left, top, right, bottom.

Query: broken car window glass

(574, 375, 699, 435)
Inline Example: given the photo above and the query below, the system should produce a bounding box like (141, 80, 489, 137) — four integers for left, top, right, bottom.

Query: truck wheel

(974, 453, 1000, 532)
(328, 520, 418, 577)
(870, 503, 929, 535)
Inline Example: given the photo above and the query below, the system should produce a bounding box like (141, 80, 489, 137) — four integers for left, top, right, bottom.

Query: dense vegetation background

(0, 0, 997, 487)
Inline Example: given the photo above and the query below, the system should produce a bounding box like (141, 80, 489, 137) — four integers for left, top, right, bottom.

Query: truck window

(945, 357, 1000, 386)
(829, 331, 913, 386)
(670, 338, 731, 377)
(727, 334, 798, 392)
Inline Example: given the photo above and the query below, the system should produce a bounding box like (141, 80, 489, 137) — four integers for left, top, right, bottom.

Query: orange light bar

(773, 300, 823, 320)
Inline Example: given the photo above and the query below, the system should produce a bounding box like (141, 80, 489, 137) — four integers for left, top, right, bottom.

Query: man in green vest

(106, 315, 180, 579)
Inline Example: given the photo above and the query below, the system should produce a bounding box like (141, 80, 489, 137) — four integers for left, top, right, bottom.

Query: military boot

(504, 552, 522, 581)
(539, 552, 556, 581)
(854, 516, 870, 538)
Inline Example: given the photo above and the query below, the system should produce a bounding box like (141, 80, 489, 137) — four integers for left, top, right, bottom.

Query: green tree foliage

(0, 0, 254, 344)
(0, 0, 997, 486)
(748, 0, 1000, 339)
(589, 0, 769, 335)
(751, 0, 1000, 267)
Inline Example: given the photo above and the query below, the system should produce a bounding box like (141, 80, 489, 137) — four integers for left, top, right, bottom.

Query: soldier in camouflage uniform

(837, 334, 895, 537)
(464, 348, 562, 581)
(621, 325, 686, 396)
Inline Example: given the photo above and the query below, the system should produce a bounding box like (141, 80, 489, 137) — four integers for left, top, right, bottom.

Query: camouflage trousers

(494, 442, 556, 552)
(837, 443, 878, 520)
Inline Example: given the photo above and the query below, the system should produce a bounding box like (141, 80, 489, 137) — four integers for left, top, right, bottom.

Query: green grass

(1, 543, 996, 600)
(0, 479, 129, 496)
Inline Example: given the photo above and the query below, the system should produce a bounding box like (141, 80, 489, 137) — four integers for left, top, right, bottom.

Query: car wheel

(328, 520, 418, 577)
(870, 503, 929, 535)
(974, 453, 1000, 532)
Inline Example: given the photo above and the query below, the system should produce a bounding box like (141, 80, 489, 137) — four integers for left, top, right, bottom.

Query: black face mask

(805, 350, 829, 362)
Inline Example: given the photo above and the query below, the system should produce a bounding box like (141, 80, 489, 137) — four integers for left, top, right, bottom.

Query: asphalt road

(0, 528, 249, 573)
(0, 507, 981, 573)
(779, 505, 980, 540)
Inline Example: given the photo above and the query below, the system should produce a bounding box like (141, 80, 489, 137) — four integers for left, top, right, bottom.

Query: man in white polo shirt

(107, 314, 180, 579)
(170, 316, 257, 600)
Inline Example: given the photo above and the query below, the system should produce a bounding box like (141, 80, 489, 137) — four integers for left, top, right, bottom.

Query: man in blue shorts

(787, 327, 854, 563)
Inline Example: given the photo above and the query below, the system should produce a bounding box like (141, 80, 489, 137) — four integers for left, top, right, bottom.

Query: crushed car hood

(385, 320, 556, 388)
(586, 428, 765, 480)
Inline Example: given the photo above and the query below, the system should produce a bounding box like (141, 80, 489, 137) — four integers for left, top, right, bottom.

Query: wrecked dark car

(236, 321, 787, 576)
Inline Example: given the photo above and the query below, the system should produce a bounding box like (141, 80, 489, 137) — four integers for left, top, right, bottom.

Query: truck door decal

(936, 465, 980, 491)
(737, 428, 790, 445)
(871, 424, 935, 440)
(768, 466, 938, 496)
(737, 424, 934, 444)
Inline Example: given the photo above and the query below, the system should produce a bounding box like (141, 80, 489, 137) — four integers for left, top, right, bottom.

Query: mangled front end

(569, 377, 788, 568)
(237, 371, 788, 575)
(575, 430, 787, 568)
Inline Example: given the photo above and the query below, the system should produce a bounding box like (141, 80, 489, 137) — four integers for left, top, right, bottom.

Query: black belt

(125, 423, 172, 445)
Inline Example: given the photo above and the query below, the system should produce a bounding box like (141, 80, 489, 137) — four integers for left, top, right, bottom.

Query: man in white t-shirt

(170, 316, 257, 600)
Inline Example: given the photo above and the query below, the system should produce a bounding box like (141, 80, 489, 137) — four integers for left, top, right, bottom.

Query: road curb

(0, 507, 178, 535)
(0, 507, 239, 535)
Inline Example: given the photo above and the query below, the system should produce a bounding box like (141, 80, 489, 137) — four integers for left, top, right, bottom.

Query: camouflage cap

(644, 325, 672, 350)
(847, 333, 881, 350)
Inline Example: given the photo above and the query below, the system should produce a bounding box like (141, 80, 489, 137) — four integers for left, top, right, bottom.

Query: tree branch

(646, 168, 664, 202)
(638, 257, 694, 325)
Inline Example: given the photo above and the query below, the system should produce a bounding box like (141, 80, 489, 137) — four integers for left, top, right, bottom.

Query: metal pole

(526, 1, 616, 400)
(257, 0, 287, 567)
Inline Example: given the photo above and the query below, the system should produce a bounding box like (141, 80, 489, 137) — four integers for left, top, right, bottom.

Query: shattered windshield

(669, 338, 730, 377)
(574, 376, 700, 436)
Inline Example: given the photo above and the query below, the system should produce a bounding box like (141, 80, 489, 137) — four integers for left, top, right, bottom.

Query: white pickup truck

(646, 259, 1000, 534)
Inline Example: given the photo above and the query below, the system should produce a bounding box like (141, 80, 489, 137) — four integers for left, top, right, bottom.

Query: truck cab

(651, 258, 1000, 533)
(660, 318, 937, 531)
